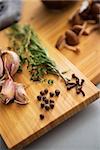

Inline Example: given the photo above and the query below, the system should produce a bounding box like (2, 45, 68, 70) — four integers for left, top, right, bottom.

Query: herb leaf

(8, 24, 60, 81)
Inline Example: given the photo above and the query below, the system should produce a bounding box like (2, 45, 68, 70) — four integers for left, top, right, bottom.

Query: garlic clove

(0, 56, 4, 78)
(0, 78, 15, 104)
(1, 50, 20, 77)
(14, 83, 29, 105)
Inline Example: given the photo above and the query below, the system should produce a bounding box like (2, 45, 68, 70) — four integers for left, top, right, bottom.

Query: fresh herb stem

(7, 24, 68, 84)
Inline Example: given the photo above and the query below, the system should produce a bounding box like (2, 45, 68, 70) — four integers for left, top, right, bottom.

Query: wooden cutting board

(0, 24, 99, 150)
(0, 0, 99, 149)
(20, 0, 100, 84)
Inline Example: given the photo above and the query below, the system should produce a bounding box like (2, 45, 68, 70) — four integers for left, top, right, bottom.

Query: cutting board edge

(2, 91, 99, 150)
(91, 72, 100, 85)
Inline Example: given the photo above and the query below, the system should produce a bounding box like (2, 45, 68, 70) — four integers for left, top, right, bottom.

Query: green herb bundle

(8, 24, 61, 81)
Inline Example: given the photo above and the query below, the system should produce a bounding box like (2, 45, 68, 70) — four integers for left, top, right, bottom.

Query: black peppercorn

(55, 89, 60, 96)
(45, 104, 50, 111)
(40, 114, 44, 120)
(42, 96, 46, 101)
(37, 95, 42, 101)
(40, 91, 45, 96)
(44, 88, 48, 94)
(50, 99, 54, 103)
(41, 103, 45, 109)
(45, 99, 49, 104)
(49, 92, 54, 97)
(50, 103, 54, 109)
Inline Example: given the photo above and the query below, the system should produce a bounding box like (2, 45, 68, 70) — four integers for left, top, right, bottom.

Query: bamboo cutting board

(0, 25, 99, 150)
(0, 0, 100, 149)
(20, 0, 100, 84)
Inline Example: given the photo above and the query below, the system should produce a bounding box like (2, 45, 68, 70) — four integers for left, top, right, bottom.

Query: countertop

(0, 84, 100, 150)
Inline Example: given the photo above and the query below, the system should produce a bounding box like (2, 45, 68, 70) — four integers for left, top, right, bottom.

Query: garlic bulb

(0, 78, 15, 104)
(14, 83, 29, 105)
(1, 50, 20, 77)
(0, 49, 29, 105)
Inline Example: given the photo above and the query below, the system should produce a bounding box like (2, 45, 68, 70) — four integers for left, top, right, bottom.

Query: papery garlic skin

(0, 49, 29, 105)
(0, 78, 15, 104)
(1, 50, 20, 77)
(0, 56, 4, 78)
(14, 83, 29, 105)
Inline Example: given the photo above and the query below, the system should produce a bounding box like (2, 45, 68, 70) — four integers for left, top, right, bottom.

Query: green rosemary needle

(7, 24, 68, 84)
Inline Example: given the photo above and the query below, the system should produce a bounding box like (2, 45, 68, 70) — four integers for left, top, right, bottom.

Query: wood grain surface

(0, 0, 99, 149)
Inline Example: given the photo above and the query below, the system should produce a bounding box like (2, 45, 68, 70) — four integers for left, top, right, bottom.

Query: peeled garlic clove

(0, 56, 4, 78)
(14, 83, 29, 105)
(0, 78, 15, 104)
(1, 50, 20, 77)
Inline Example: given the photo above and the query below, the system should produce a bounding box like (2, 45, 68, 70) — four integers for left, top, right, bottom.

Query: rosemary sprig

(8, 24, 65, 82)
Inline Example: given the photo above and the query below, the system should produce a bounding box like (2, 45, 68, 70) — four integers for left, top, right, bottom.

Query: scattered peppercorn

(44, 88, 48, 94)
(42, 96, 46, 101)
(55, 89, 60, 96)
(36, 88, 61, 120)
(44, 99, 49, 104)
(45, 104, 50, 111)
(37, 95, 42, 101)
(41, 103, 45, 109)
(49, 92, 54, 97)
(40, 114, 44, 120)
(40, 91, 45, 96)
(50, 103, 54, 109)
(50, 99, 54, 103)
